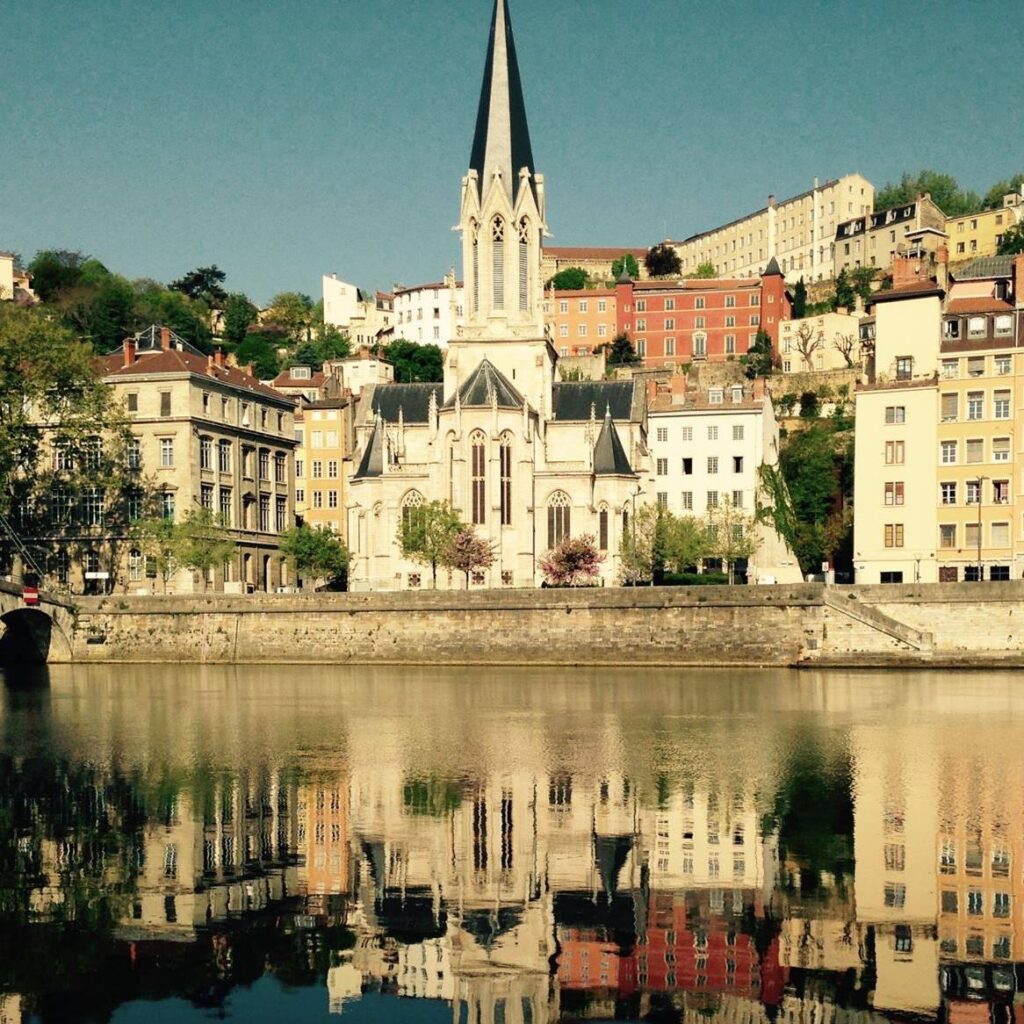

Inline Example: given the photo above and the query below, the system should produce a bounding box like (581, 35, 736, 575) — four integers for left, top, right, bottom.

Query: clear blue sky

(4, 0, 1021, 306)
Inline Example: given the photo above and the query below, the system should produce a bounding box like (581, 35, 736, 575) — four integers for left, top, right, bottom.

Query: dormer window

(994, 315, 1012, 336)
(968, 317, 987, 338)
(291, 365, 312, 380)
(731, 386, 743, 403)
(943, 320, 960, 339)
(709, 388, 723, 405)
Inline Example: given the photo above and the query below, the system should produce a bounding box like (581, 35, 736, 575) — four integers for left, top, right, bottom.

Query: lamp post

(975, 475, 988, 582)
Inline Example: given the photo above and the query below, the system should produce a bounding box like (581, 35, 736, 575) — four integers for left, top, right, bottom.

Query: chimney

(214, 347, 226, 368)
(937, 244, 950, 292)
(123, 338, 136, 367)
(160, 326, 171, 351)
(892, 252, 927, 289)
(245, 362, 255, 377)
(767, 194, 776, 208)
(207, 353, 215, 373)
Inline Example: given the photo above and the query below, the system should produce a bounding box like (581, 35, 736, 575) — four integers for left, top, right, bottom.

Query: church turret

(458, 0, 546, 341)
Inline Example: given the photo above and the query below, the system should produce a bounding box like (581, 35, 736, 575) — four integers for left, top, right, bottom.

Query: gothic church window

(471, 220, 480, 313)
(547, 491, 571, 548)
(492, 216, 505, 310)
(401, 490, 425, 535)
(471, 433, 487, 525)
(518, 218, 530, 311)
(499, 435, 512, 526)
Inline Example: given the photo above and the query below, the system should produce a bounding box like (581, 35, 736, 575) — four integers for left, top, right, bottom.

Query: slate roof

(353, 419, 385, 479)
(551, 380, 635, 422)
(442, 358, 523, 409)
(953, 255, 1016, 281)
(763, 255, 784, 276)
(369, 383, 442, 424)
(593, 414, 633, 475)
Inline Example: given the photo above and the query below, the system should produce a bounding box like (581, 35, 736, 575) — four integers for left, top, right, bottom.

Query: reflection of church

(347, 0, 650, 591)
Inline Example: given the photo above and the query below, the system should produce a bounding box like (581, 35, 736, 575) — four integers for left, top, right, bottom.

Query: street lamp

(974, 475, 989, 582)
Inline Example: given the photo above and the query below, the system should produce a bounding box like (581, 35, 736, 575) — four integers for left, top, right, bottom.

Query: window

(665, 318, 675, 330)
(276, 453, 287, 483)
(161, 491, 175, 520)
(733, 456, 743, 473)
(884, 524, 904, 548)
(665, 337, 675, 356)
(940, 441, 957, 464)
(127, 437, 141, 470)
(725, 295, 735, 308)
(259, 449, 270, 479)
(656, 427, 668, 443)
(968, 356, 985, 376)
(491, 216, 505, 310)
(895, 356, 913, 381)
(558, 300, 568, 314)
(656, 458, 669, 475)
(967, 391, 984, 420)
(884, 883, 906, 909)
(885, 482, 904, 506)
(129, 548, 143, 581)
(749, 314, 760, 326)
(312, 460, 323, 479)
(312, 491, 323, 509)
(126, 392, 138, 413)
(939, 524, 956, 549)
(732, 425, 744, 441)
(732, 490, 743, 507)
(598, 508, 608, 550)
(636, 339, 646, 357)
(750, 294, 760, 306)
(941, 393, 958, 422)
(200, 483, 213, 510)
(995, 314, 1013, 336)
(695, 296, 705, 309)
(636, 319, 646, 332)
(993, 437, 1010, 462)
(471, 433, 486, 525)
(664, 298, 675, 311)
(886, 440, 906, 464)
(992, 522, 1010, 547)
(547, 492, 570, 548)
(707, 457, 718, 474)
(725, 315, 736, 328)
(578, 324, 587, 337)
(218, 441, 231, 473)
(657, 492, 668, 510)
(499, 439, 512, 526)
(966, 479, 981, 505)
(707, 425, 718, 441)
(709, 389, 723, 405)
(996, 354, 1011, 374)
(81, 487, 105, 526)
(725, 334, 735, 354)
(219, 487, 232, 525)
(160, 391, 171, 417)
(941, 359, 958, 378)
(682, 457, 693, 475)
(706, 491, 719, 509)
(200, 436, 212, 470)
(885, 406, 905, 424)
(693, 333, 707, 357)
(966, 438, 983, 463)
(994, 479, 1009, 503)
(636, 299, 646, 312)
(994, 389, 1010, 418)
(941, 482, 957, 505)
(559, 325, 568, 338)
(694, 315, 705, 328)
(968, 890, 984, 916)
(681, 427, 693, 441)
(598, 299, 607, 313)
(681, 491, 693, 510)
(160, 438, 174, 467)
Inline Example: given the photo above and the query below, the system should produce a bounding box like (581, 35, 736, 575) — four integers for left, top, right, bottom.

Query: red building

(616, 257, 789, 368)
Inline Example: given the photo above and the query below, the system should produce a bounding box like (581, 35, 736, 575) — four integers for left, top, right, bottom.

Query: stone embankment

(60, 581, 1024, 667)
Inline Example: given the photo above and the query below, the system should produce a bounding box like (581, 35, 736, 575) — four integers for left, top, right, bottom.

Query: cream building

(346, 0, 650, 591)
(321, 275, 395, 347)
(834, 194, 946, 276)
(648, 377, 802, 583)
(294, 399, 353, 540)
(392, 275, 464, 348)
(669, 174, 875, 283)
(779, 310, 862, 373)
(321, 273, 363, 328)
(0, 251, 34, 303)
(946, 189, 1023, 264)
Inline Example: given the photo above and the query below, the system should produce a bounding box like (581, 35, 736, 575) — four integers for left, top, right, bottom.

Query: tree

(618, 503, 670, 585)
(27, 250, 90, 302)
(792, 278, 807, 319)
(799, 390, 820, 419)
(237, 329, 283, 379)
(875, 170, 981, 219)
(606, 333, 640, 367)
(983, 173, 1024, 210)
(132, 516, 179, 593)
(397, 499, 462, 588)
(169, 266, 227, 307)
(834, 332, 858, 368)
(174, 508, 236, 591)
(548, 267, 589, 290)
(687, 260, 717, 279)
(645, 243, 682, 278)
(833, 269, 855, 312)
(131, 280, 213, 352)
(444, 527, 496, 588)
(222, 293, 258, 346)
(279, 524, 350, 590)
(997, 224, 1024, 255)
(263, 292, 314, 344)
(611, 253, 639, 279)
(794, 322, 822, 371)
(60, 272, 136, 353)
(743, 329, 774, 379)
(849, 266, 875, 304)
(540, 534, 603, 586)
(704, 499, 759, 583)
(662, 515, 709, 574)
(382, 339, 444, 383)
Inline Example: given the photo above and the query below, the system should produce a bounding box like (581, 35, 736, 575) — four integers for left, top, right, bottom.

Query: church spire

(469, 0, 535, 202)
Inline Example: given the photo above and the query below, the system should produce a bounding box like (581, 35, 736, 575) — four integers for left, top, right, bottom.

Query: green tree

(645, 243, 682, 277)
(174, 507, 236, 591)
(833, 268, 855, 311)
(60, 272, 136, 353)
(662, 514, 709, 574)
(548, 267, 589, 290)
(875, 170, 981, 218)
(222, 293, 259, 346)
(606, 332, 640, 367)
(381, 339, 444, 383)
(704, 498, 759, 583)
(792, 278, 807, 319)
(292, 327, 352, 371)
(443, 527, 497, 588)
(235, 330, 282, 379)
(131, 280, 213, 352)
(619, 503, 670, 585)
(132, 516, 179, 593)
(264, 292, 314, 344)
(169, 265, 228, 306)
(997, 224, 1024, 255)
(27, 250, 89, 302)
(687, 260, 718, 279)
(982, 174, 1024, 210)
(539, 534, 603, 586)
(611, 253, 640, 279)
(743, 329, 774, 379)
(849, 266, 875, 303)
(397, 499, 462, 587)
(279, 524, 350, 590)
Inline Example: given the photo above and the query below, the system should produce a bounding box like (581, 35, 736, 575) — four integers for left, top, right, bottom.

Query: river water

(0, 665, 1020, 1023)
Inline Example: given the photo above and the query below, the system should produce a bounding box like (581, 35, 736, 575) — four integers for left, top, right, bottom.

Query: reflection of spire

(593, 833, 633, 900)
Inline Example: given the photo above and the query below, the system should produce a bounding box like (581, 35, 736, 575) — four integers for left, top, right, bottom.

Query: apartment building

(833, 193, 946, 276)
(543, 286, 616, 356)
(617, 260, 789, 368)
(853, 253, 1024, 583)
(541, 246, 647, 284)
(647, 378, 801, 583)
(392, 276, 463, 347)
(321, 274, 394, 347)
(778, 310, 862, 373)
(946, 189, 1023, 263)
(97, 326, 297, 594)
(294, 398, 355, 538)
(669, 174, 874, 282)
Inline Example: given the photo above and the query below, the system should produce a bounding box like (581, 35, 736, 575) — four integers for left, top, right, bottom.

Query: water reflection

(0, 666, 1021, 1023)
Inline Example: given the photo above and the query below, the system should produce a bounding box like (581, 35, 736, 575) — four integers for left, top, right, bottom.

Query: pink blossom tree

(443, 527, 497, 588)
(539, 534, 604, 587)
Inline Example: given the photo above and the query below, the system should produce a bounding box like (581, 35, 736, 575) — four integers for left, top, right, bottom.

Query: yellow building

(946, 190, 1023, 264)
(294, 398, 354, 540)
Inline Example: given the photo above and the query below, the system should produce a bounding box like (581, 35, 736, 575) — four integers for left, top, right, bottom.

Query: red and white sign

(22, 586, 39, 606)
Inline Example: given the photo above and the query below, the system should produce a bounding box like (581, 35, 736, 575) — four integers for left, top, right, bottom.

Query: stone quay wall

(62, 582, 1024, 667)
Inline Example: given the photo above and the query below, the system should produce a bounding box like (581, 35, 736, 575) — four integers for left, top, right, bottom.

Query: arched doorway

(0, 609, 72, 665)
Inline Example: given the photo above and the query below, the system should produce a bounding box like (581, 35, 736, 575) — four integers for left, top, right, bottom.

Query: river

(0, 664, 1020, 1023)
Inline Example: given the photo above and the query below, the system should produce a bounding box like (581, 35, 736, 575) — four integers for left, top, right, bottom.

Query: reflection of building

(300, 776, 350, 897)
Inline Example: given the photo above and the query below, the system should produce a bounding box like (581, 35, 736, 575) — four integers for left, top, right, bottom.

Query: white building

(322, 273, 363, 328)
(346, 0, 651, 591)
(648, 378, 802, 583)
(323, 350, 394, 396)
(392, 275, 465, 348)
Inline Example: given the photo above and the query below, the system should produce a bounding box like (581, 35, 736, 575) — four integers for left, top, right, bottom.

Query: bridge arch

(0, 607, 74, 665)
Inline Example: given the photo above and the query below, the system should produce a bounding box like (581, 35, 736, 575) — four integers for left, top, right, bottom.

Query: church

(346, 0, 652, 591)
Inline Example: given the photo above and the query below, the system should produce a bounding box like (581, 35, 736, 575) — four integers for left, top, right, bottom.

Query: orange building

(543, 287, 617, 356)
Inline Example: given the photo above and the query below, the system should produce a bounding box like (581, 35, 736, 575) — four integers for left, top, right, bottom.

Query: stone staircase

(821, 589, 934, 657)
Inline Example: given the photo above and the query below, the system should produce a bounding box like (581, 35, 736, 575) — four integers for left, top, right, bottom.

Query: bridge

(0, 580, 76, 664)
